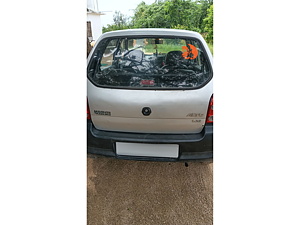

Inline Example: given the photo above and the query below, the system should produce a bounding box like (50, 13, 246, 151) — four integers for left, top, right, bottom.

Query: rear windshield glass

(87, 36, 212, 89)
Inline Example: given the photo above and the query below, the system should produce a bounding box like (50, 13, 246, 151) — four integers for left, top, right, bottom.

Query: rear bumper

(87, 120, 213, 161)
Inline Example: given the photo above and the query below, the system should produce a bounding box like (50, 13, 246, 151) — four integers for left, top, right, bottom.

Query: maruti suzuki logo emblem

(142, 107, 151, 116)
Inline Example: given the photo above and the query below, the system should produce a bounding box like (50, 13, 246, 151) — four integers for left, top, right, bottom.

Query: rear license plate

(116, 142, 179, 158)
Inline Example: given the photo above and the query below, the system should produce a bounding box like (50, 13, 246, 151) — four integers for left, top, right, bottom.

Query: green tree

(102, 11, 132, 33)
(103, 0, 213, 45)
(132, 1, 166, 28)
(164, 0, 199, 29)
(195, 0, 213, 32)
(113, 11, 130, 28)
(203, 4, 213, 44)
(131, 0, 212, 33)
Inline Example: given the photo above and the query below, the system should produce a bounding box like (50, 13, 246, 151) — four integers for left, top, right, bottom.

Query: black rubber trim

(89, 123, 212, 143)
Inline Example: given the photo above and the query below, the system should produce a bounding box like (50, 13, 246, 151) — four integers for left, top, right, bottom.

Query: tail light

(87, 98, 91, 120)
(206, 95, 213, 123)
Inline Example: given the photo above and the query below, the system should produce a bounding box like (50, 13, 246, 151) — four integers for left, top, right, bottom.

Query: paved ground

(87, 155, 213, 225)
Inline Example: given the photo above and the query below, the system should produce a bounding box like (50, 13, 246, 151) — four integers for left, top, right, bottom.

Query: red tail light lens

(87, 98, 91, 120)
(206, 95, 213, 123)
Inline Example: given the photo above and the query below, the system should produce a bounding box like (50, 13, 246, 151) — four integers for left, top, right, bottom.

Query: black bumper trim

(87, 120, 213, 161)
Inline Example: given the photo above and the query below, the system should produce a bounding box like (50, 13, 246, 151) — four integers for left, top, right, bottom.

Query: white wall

(87, 13, 102, 42)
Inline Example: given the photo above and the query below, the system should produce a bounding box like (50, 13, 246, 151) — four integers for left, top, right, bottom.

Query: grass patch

(144, 44, 182, 54)
(144, 42, 214, 56)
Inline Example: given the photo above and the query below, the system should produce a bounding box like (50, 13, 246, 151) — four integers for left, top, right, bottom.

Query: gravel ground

(87, 155, 213, 225)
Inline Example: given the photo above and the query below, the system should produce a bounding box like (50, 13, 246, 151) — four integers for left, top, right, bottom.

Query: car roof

(100, 28, 202, 39)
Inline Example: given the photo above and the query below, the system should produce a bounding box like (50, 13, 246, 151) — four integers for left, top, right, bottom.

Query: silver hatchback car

(87, 28, 213, 161)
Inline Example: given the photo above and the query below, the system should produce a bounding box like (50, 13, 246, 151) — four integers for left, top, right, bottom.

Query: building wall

(87, 0, 99, 12)
(87, 13, 102, 42)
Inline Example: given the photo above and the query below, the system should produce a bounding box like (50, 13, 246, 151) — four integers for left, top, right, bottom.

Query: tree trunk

(87, 37, 93, 57)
